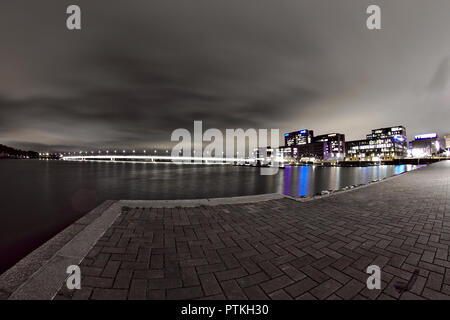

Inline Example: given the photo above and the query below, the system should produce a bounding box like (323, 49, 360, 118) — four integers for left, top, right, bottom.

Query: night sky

(1, 0, 449, 152)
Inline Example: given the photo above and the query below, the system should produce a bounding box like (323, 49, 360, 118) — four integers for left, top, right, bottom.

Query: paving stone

(260, 275, 294, 294)
(280, 264, 307, 281)
(133, 269, 165, 279)
(269, 289, 292, 300)
(83, 276, 114, 288)
(101, 260, 121, 278)
(91, 288, 128, 300)
(72, 287, 93, 300)
(221, 280, 247, 299)
(148, 278, 182, 290)
(322, 267, 352, 284)
(336, 279, 365, 299)
(166, 286, 204, 300)
(147, 289, 165, 300)
(199, 273, 222, 296)
(196, 263, 227, 275)
(237, 272, 270, 288)
(285, 277, 318, 298)
(128, 279, 147, 300)
(258, 260, 283, 278)
(244, 286, 270, 300)
(300, 265, 329, 283)
(215, 267, 248, 282)
(310, 279, 342, 299)
(179, 258, 208, 268)
(113, 269, 133, 289)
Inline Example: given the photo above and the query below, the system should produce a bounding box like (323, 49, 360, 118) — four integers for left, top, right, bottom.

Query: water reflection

(283, 165, 292, 195)
(395, 164, 406, 175)
(281, 164, 419, 197)
(298, 166, 309, 197)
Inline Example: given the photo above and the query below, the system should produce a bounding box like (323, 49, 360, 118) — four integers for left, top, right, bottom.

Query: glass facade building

(346, 126, 407, 160)
(410, 133, 440, 157)
(313, 133, 346, 160)
(445, 134, 450, 151)
(284, 130, 314, 147)
(281, 131, 346, 161)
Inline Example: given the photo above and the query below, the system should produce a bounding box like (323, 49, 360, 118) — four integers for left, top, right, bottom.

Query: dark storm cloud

(0, 0, 450, 151)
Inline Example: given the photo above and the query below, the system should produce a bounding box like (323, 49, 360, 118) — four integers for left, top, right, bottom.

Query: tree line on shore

(0, 144, 39, 159)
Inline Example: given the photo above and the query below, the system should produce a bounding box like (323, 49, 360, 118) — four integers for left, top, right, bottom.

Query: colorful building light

(414, 133, 437, 140)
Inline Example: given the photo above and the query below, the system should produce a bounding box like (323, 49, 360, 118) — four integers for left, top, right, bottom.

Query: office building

(346, 126, 407, 160)
(280, 130, 346, 161)
(313, 133, 346, 160)
(284, 130, 314, 147)
(410, 133, 440, 158)
(445, 134, 450, 150)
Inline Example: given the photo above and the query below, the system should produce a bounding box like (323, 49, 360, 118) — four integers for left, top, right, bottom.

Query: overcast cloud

(0, 0, 449, 151)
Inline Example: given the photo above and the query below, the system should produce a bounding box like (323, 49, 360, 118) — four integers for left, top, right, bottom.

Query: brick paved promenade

(52, 161, 449, 299)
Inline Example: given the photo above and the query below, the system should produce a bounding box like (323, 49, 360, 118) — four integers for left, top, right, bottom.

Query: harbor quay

(1, 161, 449, 300)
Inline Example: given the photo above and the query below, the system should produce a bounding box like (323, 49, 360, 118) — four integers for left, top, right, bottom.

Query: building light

(414, 133, 437, 140)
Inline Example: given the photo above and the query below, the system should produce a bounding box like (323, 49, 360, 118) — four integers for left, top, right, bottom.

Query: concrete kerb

(1, 201, 122, 300)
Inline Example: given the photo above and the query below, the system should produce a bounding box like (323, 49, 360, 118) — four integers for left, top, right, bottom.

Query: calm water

(0, 159, 419, 274)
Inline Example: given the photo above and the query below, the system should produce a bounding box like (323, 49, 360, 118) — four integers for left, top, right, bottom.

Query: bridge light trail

(61, 154, 275, 164)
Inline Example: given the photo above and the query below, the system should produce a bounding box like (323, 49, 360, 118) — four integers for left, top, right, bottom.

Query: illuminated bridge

(61, 154, 279, 164)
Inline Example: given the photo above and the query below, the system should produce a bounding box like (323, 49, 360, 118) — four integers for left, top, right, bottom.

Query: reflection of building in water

(408, 133, 440, 158)
(345, 126, 407, 161)
(280, 131, 346, 161)
(297, 166, 310, 197)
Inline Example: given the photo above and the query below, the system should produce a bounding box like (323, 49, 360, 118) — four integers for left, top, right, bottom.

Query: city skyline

(1, 0, 450, 152)
(13, 124, 448, 155)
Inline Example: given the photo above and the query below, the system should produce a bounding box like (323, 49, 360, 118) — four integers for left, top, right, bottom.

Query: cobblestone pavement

(56, 161, 450, 300)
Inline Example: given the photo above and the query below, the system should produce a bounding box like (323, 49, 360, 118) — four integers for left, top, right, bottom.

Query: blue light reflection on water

(395, 164, 406, 175)
(283, 165, 292, 195)
(298, 165, 310, 197)
(280, 164, 420, 197)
